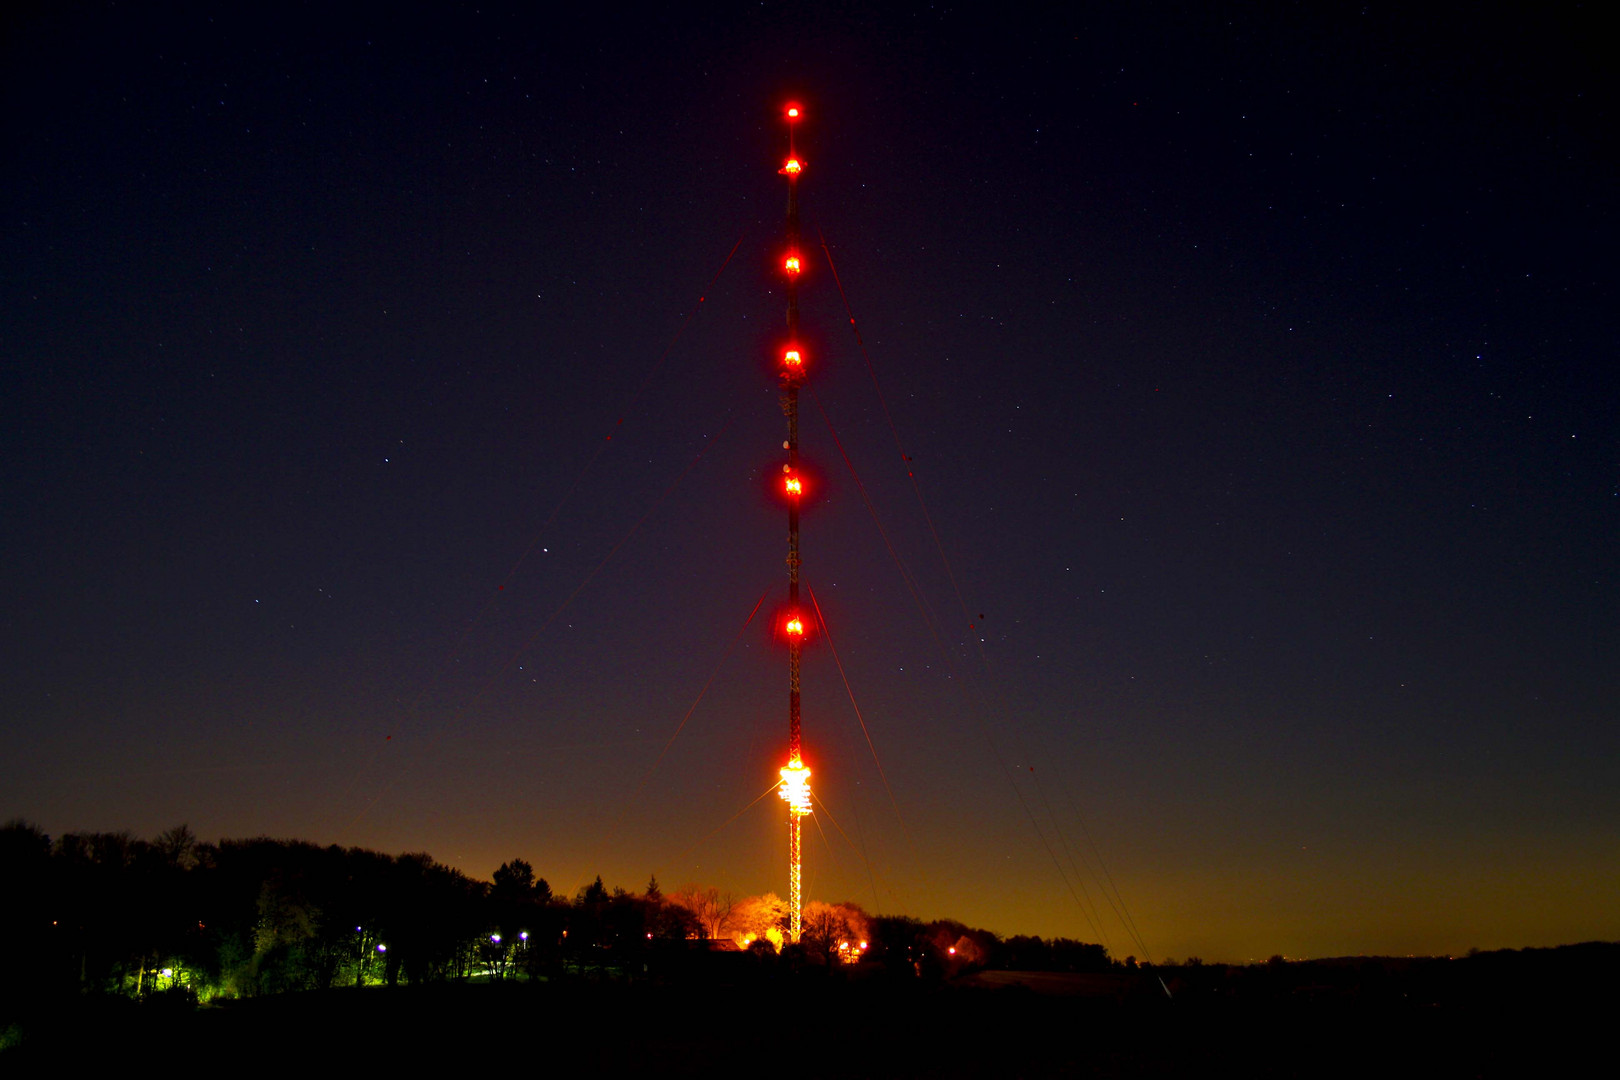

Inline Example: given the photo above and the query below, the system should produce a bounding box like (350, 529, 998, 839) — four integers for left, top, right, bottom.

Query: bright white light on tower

(779, 758, 812, 816)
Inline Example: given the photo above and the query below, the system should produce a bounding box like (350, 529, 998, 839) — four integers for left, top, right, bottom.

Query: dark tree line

(0, 821, 704, 1011)
(1139, 943, 1620, 1006)
(858, 916, 1113, 978)
(0, 819, 1124, 1020)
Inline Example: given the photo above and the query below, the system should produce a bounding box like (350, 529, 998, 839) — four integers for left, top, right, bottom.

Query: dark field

(4, 965, 1604, 1077)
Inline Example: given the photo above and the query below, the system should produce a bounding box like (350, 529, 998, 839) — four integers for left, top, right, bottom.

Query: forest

(0, 820, 1111, 1009)
(4, 820, 1613, 1073)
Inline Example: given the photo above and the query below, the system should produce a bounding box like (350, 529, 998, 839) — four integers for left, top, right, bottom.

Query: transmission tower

(773, 103, 812, 944)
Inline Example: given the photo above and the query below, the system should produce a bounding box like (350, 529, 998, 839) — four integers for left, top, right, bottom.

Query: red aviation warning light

(786, 105, 801, 119)
(781, 158, 803, 176)
(774, 607, 810, 643)
(784, 474, 803, 497)
(779, 345, 806, 388)
(784, 254, 801, 274)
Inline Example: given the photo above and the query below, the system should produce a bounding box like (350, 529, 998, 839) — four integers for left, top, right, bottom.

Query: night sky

(3, 2, 1614, 962)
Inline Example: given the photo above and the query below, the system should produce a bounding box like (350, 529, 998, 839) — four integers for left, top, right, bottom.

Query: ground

(1, 970, 1601, 1076)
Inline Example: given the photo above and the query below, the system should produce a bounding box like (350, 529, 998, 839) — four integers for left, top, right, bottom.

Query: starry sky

(3, 2, 1615, 961)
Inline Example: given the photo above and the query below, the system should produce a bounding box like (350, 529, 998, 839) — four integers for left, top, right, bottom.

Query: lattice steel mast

(773, 104, 812, 944)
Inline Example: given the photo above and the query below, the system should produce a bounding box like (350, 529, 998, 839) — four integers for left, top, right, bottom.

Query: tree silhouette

(732, 892, 788, 949)
(669, 886, 737, 940)
(492, 859, 536, 899)
(0, 820, 56, 1011)
(579, 875, 610, 906)
(802, 902, 870, 967)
